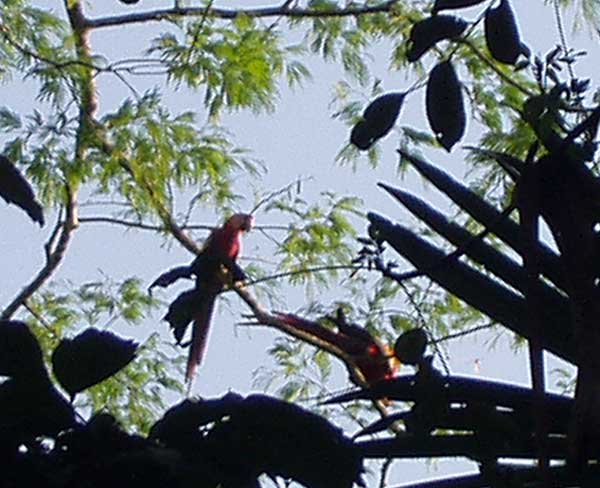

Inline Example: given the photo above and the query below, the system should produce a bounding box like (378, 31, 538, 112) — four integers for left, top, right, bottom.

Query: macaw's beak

(241, 215, 255, 232)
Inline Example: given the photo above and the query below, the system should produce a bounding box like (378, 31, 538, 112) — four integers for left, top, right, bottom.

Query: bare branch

(77, 215, 286, 232)
(87, 1, 403, 30)
(1, 187, 79, 319)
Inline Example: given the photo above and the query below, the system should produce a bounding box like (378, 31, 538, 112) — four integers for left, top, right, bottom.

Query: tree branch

(77, 215, 288, 232)
(1, 1, 98, 319)
(87, 1, 403, 30)
(1, 188, 79, 319)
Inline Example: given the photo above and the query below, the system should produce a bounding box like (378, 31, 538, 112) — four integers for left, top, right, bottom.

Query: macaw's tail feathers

(164, 289, 201, 344)
(185, 295, 218, 383)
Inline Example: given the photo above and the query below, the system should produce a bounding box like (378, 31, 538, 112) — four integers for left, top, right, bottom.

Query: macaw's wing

(164, 289, 201, 344)
(149, 266, 193, 292)
(0, 155, 44, 226)
(186, 292, 218, 382)
(190, 253, 247, 284)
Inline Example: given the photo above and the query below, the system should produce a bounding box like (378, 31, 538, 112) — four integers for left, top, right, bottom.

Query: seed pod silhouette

(432, 0, 487, 14)
(484, 0, 525, 65)
(426, 60, 466, 152)
(394, 328, 428, 365)
(350, 92, 405, 150)
(407, 15, 468, 62)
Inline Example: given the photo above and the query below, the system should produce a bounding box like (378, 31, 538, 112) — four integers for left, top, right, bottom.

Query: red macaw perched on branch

(150, 213, 254, 383)
(274, 310, 399, 387)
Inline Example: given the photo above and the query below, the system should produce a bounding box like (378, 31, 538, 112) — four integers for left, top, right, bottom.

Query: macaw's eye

(367, 344, 380, 357)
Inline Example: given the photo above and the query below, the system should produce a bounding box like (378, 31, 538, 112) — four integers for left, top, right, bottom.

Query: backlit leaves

(150, 16, 308, 116)
(92, 93, 258, 217)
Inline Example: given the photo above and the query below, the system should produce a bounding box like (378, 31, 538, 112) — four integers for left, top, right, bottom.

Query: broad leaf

(0, 320, 47, 381)
(0, 155, 44, 226)
(350, 92, 405, 150)
(407, 15, 468, 62)
(52, 328, 138, 398)
(432, 0, 487, 14)
(426, 61, 466, 151)
(484, 0, 526, 65)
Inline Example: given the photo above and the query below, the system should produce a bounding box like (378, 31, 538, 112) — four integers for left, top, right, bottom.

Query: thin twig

(244, 264, 366, 287)
(458, 38, 535, 98)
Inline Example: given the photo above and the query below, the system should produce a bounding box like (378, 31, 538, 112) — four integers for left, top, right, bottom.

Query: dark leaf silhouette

(367, 212, 575, 363)
(152, 393, 364, 488)
(52, 328, 138, 398)
(484, 0, 526, 65)
(394, 328, 428, 365)
(426, 61, 466, 151)
(397, 150, 567, 291)
(407, 15, 468, 62)
(0, 378, 76, 453)
(432, 0, 487, 14)
(0, 155, 44, 226)
(0, 320, 48, 381)
(350, 92, 405, 150)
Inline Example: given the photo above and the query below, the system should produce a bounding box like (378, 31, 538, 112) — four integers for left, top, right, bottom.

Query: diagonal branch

(87, 0, 403, 29)
(1, 187, 79, 319)
(2, 1, 97, 319)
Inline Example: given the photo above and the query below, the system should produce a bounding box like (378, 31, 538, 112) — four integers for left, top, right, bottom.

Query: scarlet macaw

(274, 311, 398, 387)
(150, 213, 254, 382)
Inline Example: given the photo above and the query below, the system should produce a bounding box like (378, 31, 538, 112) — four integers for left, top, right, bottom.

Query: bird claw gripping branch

(149, 214, 254, 383)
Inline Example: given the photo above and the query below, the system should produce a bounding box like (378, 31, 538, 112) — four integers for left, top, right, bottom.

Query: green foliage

(90, 92, 260, 216)
(2, 0, 595, 444)
(266, 191, 362, 287)
(24, 277, 181, 432)
(149, 15, 309, 116)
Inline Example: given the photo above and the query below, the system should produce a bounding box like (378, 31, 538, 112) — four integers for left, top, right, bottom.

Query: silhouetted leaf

(0, 320, 47, 381)
(0, 378, 76, 450)
(484, 0, 526, 65)
(407, 15, 468, 62)
(0, 155, 44, 226)
(432, 0, 487, 14)
(426, 61, 466, 151)
(394, 328, 428, 365)
(350, 92, 405, 150)
(52, 328, 138, 398)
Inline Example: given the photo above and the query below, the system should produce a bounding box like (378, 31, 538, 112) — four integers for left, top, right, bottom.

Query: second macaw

(150, 213, 254, 382)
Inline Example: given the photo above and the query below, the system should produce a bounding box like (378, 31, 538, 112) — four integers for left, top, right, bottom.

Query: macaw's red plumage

(150, 213, 254, 383)
(274, 312, 398, 387)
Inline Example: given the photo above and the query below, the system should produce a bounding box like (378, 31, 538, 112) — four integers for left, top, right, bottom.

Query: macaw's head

(225, 213, 255, 233)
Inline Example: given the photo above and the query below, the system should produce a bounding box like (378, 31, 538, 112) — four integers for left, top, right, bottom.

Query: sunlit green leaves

(150, 16, 309, 116)
(265, 192, 362, 287)
(91, 92, 259, 217)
